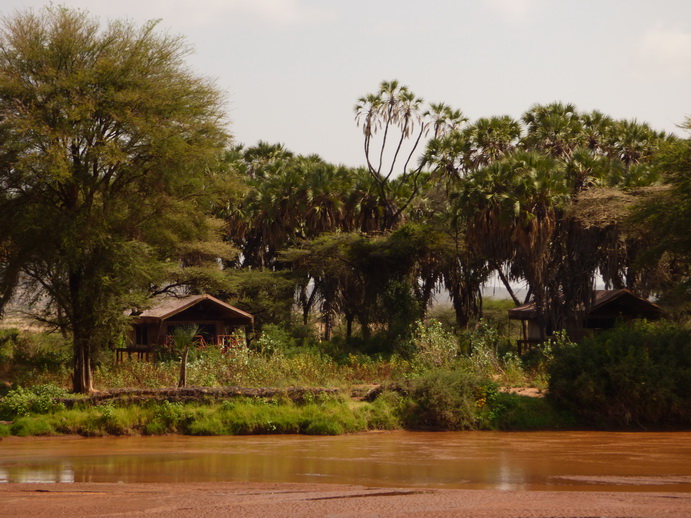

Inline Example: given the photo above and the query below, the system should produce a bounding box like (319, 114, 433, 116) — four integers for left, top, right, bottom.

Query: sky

(1, 0, 690, 167)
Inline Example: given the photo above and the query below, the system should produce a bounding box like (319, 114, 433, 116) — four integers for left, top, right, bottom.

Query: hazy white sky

(1, 0, 690, 166)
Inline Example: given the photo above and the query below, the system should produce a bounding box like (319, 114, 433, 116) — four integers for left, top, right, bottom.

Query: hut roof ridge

(135, 294, 253, 322)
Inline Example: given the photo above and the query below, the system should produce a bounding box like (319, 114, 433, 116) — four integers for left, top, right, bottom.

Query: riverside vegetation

(0, 7, 689, 435)
(2, 316, 689, 437)
(0, 313, 567, 437)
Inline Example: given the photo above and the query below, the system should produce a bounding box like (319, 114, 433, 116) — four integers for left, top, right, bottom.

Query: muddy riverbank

(2, 481, 690, 518)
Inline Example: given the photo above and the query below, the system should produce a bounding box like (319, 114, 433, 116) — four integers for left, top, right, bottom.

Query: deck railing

(116, 334, 245, 363)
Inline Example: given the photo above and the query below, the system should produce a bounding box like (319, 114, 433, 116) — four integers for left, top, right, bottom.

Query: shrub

(0, 384, 68, 419)
(143, 400, 192, 434)
(497, 351, 527, 387)
(460, 320, 504, 376)
(407, 320, 459, 369)
(254, 324, 319, 355)
(185, 409, 227, 435)
(0, 328, 19, 366)
(356, 390, 403, 430)
(400, 367, 490, 430)
(2, 332, 71, 387)
(548, 320, 691, 427)
(12, 333, 71, 371)
(483, 392, 578, 430)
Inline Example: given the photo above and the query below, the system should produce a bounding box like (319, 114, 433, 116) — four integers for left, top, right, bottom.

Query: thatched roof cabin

(119, 294, 253, 361)
(508, 289, 662, 351)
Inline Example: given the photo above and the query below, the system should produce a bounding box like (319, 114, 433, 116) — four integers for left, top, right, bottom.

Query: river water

(2, 431, 690, 491)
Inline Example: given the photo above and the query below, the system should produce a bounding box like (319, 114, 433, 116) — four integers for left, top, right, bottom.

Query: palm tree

(171, 325, 201, 388)
(580, 110, 615, 154)
(606, 119, 674, 171)
(460, 151, 571, 336)
(522, 102, 585, 159)
(354, 80, 465, 229)
(243, 141, 294, 179)
(467, 116, 522, 168)
(563, 148, 612, 193)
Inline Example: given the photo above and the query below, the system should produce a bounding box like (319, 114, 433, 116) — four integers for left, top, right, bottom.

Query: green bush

(459, 320, 504, 375)
(0, 384, 68, 419)
(254, 324, 319, 355)
(12, 333, 71, 371)
(548, 320, 691, 427)
(356, 390, 403, 430)
(497, 351, 527, 387)
(5, 332, 72, 386)
(400, 367, 490, 430)
(483, 392, 578, 430)
(407, 320, 459, 369)
(0, 328, 20, 365)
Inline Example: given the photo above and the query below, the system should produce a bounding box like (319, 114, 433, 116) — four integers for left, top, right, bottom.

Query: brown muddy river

(2, 431, 690, 491)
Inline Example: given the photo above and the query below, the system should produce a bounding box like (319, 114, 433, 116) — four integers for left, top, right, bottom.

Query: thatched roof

(132, 294, 253, 325)
(507, 289, 661, 320)
(567, 186, 669, 229)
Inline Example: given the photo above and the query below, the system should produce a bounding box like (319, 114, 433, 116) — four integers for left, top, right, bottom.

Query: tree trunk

(496, 268, 521, 306)
(360, 319, 372, 340)
(449, 285, 469, 329)
(323, 311, 332, 341)
(69, 272, 94, 394)
(178, 348, 189, 388)
(72, 333, 93, 394)
(345, 312, 354, 339)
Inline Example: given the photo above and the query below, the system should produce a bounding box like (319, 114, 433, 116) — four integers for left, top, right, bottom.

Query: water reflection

(0, 463, 74, 483)
(1, 431, 690, 491)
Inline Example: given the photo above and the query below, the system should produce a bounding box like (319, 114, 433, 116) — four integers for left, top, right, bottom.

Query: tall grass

(1, 396, 395, 437)
(1, 316, 538, 392)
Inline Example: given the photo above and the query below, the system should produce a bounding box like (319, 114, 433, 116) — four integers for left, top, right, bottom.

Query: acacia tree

(0, 8, 228, 393)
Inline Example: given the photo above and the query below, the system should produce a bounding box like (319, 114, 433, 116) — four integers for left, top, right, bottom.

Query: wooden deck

(115, 335, 244, 363)
(114, 346, 155, 363)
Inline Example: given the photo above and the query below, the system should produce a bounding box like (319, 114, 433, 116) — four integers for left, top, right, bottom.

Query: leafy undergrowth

(549, 321, 691, 428)
(0, 383, 576, 438)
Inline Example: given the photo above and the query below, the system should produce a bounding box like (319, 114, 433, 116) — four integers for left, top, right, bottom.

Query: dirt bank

(1, 482, 689, 518)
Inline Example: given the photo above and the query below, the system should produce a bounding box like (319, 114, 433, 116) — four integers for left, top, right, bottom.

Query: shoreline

(2, 481, 690, 517)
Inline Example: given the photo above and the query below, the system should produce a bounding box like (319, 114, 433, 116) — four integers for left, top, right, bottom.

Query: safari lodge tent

(508, 289, 662, 352)
(119, 294, 254, 362)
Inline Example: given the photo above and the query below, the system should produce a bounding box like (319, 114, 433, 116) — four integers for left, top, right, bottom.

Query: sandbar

(1, 481, 690, 517)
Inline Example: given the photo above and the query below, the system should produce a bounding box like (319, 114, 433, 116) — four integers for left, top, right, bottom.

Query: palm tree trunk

(178, 348, 189, 388)
(496, 267, 521, 306)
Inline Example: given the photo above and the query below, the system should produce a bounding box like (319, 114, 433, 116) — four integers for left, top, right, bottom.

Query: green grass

(0, 388, 585, 437)
(0, 396, 401, 437)
(10, 416, 57, 436)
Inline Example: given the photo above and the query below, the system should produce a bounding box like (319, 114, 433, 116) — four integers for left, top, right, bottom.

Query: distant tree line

(220, 82, 689, 346)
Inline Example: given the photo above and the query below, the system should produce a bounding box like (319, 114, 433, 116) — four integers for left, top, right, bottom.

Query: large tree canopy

(0, 7, 229, 392)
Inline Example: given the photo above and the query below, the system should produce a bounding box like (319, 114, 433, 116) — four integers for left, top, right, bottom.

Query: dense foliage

(0, 317, 572, 436)
(0, 7, 231, 392)
(221, 87, 687, 347)
(0, 5, 688, 433)
(548, 321, 691, 427)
